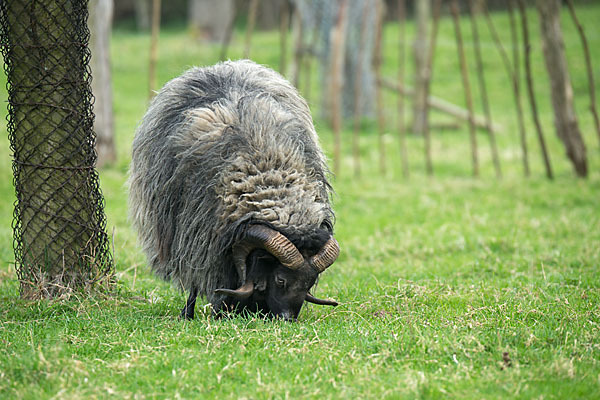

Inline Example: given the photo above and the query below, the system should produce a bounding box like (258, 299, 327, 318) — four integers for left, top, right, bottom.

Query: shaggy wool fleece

(128, 60, 334, 303)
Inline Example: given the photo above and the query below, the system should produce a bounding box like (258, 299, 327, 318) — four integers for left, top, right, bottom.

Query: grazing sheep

(128, 60, 340, 320)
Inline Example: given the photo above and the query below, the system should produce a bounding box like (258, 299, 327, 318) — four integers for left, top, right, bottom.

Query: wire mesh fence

(0, 0, 113, 299)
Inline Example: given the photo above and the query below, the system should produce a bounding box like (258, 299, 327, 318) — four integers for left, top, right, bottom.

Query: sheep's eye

(275, 275, 286, 287)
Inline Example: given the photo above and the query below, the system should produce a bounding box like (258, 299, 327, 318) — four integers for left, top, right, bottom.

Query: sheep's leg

(180, 287, 198, 320)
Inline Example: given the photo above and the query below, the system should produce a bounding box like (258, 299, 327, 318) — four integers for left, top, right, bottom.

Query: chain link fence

(0, 0, 113, 299)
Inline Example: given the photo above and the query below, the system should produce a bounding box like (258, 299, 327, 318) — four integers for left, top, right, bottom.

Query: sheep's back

(129, 60, 332, 296)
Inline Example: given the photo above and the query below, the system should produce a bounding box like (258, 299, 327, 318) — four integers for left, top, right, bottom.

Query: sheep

(128, 60, 340, 321)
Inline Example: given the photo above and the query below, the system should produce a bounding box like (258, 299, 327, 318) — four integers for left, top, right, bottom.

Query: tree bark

(536, 0, 587, 177)
(89, 0, 116, 167)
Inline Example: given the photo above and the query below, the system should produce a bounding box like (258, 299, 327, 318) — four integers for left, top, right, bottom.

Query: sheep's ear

(214, 281, 254, 299)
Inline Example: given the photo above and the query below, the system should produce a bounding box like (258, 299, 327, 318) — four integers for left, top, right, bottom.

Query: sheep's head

(215, 225, 339, 321)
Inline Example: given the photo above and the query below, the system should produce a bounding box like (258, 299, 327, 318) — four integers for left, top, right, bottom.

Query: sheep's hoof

(180, 288, 198, 320)
(180, 305, 195, 320)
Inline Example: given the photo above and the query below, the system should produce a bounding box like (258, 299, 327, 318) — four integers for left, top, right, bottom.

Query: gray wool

(128, 60, 334, 304)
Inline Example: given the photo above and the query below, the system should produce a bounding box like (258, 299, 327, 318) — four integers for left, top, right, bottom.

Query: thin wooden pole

(482, 0, 530, 175)
(220, 6, 237, 61)
(423, 0, 442, 176)
(566, 0, 600, 147)
(352, 2, 370, 177)
(291, 7, 304, 88)
(380, 78, 501, 132)
(469, 0, 501, 178)
(507, 0, 530, 176)
(302, 18, 320, 103)
(279, 0, 290, 74)
(330, 0, 348, 176)
(374, 0, 386, 175)
(397, 0, 409, 179)
(148, 0, 161, 100)
(244, 0, 259, 59)
(518, 0, 553, 179)
(451, 0, 478, 177)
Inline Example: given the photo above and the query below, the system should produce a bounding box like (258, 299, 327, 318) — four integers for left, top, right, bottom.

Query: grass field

(1, 4, 600, 399)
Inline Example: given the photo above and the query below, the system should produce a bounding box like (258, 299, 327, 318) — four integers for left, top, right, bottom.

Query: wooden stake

(566, 0, 600, 147)
(484, 0, 530, 176)
(352, 2, 370, 177)
(397, 0, 409, 179)
(244, 0, 259, 59)
(507, 0, 529, 176)
(279, 0, 290, 74)
(451, 0, 478, 177)
(220, 6, 237, 61)
(469, 0, 501, 178)
(379, 78, 501, 132)
(374, 0, 386, 175)
(330, 0, 348, 176)
(302, 10, 321, 103)
(423, 0, 442, 176)
(148, 0, 161, 100)
(518, 0, 553, 179)
(290, 6, 304, 88)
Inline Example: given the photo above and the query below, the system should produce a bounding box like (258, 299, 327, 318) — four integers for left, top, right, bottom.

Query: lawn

(1, 4, 599, 399)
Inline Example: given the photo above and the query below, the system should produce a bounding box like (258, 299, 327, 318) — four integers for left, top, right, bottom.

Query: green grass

(1, 4, 600, 398)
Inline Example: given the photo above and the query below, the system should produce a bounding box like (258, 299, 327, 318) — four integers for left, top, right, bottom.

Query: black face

(228, 251, 319, 321)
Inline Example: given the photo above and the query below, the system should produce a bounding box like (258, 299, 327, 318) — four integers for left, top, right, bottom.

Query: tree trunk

(189, 0, 235, 42)
(412, 0, 430, 135)
(134, 0, 151, 31)
(89, 0, 116, 167)
(0, 0, 113, 299)
(537, 0, 587, 177)
(295, 0, 380, 123)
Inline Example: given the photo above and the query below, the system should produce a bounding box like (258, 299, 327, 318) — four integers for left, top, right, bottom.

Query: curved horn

(214, 281, 254, 299)
(305, 292, 338, 306)
(232, 225, 304, 283)
(309, 236, 340, 273)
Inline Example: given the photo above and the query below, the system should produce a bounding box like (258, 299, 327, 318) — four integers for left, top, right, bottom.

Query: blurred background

(88, 0, 600, 181)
